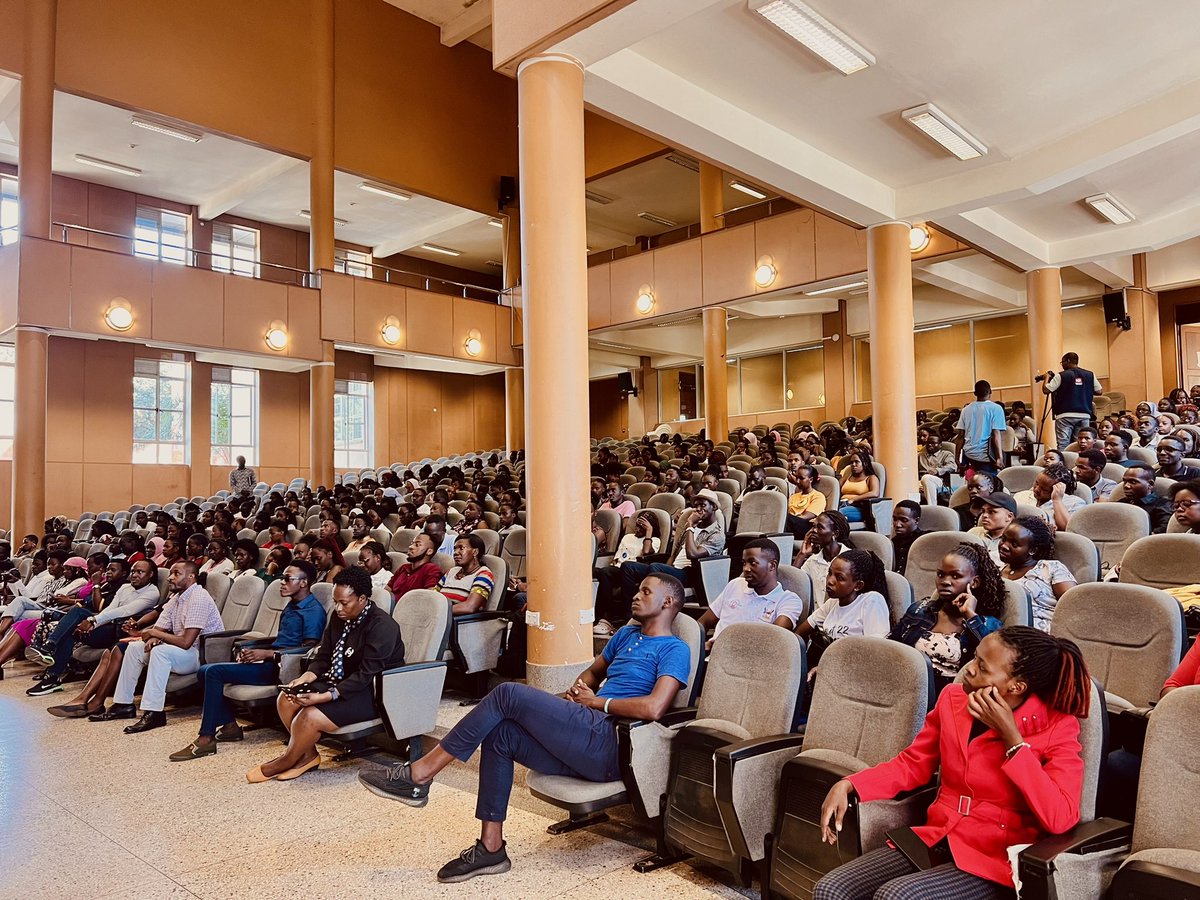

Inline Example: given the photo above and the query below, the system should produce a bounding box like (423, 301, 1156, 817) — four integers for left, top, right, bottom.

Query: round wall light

(380, 315, 402, 346)
(753, 256, 778, 288)
(464, 329, 483, 357)
(635, 286, 655, 315)
(264, 320, 289, 352)
(104, 299, 134, 332)
(909, 224, 932, 253)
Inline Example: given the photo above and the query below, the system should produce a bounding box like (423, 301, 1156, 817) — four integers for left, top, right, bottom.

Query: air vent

(666, 153, 699, 172)
(585, 189, 614, 205)
(638, 211, 678, 228)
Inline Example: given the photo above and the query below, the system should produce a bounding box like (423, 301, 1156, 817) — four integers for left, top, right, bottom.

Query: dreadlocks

(946, 542, 1006, 620)
(838, 549, 889, 606)
(996, 625, 1091, 717)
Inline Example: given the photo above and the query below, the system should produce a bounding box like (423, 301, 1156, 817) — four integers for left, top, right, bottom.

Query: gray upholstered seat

(902, 530, 985, 601)
(847, 531, 893, 572)
(499, 526, 526, 579)
(1066, 503, 1149, 575)
(1053, 531, 1101, 584)
(736, 491, 788, 536)
(1118, 534, 1200, 590)
(913, 504, 961, 534)
(999, 465, 1045, 493)
(446, 554, 510, 691)
(389, 527, 418, 553)
(647, 492, 685, 517)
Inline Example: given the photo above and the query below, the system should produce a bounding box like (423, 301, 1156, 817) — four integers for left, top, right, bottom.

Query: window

(210, 367, 258, 466)
(133, 358, 190, 464)
(334, 379, 373, 469)
(334, 247, 372, 278)
(0, 345, 14, 457)
(211, 222, 259, 277)
(0, 175, 16, 246)
(134, 205, 190, 264)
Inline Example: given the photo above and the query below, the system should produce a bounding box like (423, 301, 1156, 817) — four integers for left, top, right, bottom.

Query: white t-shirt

(807, 590, 890, 640)
(801, 546, 846, 601)
(708, 578, 805, 639)
(614, 533, 660, 567)
(1013, 490, 1086, 522)
(968, 526, 1004, 567)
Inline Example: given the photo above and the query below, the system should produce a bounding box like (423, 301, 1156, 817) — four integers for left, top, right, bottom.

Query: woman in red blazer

(814, 625, 1091, 899)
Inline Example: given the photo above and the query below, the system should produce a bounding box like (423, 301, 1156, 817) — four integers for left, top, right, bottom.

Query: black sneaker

(358, 762, 429, 807)
(26, 677, 64, 697)
(215, 722, 244, 742)
(436, 840, 510, 883)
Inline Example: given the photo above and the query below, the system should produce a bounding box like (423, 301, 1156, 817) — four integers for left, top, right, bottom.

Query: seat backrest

(717, 478, 742, 501)
(1001, 580, 1032, 627)
(1052, 531, 1100, 584)
(594, 509, 621, 553)
(647, 493, 685, 517)
(1051, 584, 1185, 709)
(220, 575, 266, 631)
(903, 531, 985, 601)
(667, 612, 705, 706)
(310, 582, 335, 615)
(393, 589, 453, 664)
(883, 571, 913, 625)
(695, 622, 803, 737)
(1066, 503, 1150, 572)
(735, 490, 787, 535)
(1075, 679, 1106, 824)
(916, 505, 961, 534)
(998, 465, 1043, 493)
(390, 527, 418, 553)
(500, 526, 527, 579)
(847, 531, 894, 571)
(481, 554, 507, 611)
(205, 572, 234, 612)
(815, 475, 840, 512)
(803, 638, 932, 767)
(472, 528, 500, 557)
(248, 579, 290, 637)
(1131, 685, 1200, 853)
(776, 564, 813, 625)
(636, 508, 673, 553)
(627, 483, 657, 507)
(1119, 534, 1200, 590)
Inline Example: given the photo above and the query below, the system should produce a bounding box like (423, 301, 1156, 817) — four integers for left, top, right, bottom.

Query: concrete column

(19, 0, 57, 240)
(867, 223, 918, 500)
(504, 367, 525, 451)
(517, 54, 592, 692)
(703, 306, 728, 441)
(699, 162, 724, 234)
(309, 0, 335, 272)
(501, 208, 521, 291)
(13, 327, 48, 538)
(1026, 267, 1064, 449)
(309, 343, 335, 488)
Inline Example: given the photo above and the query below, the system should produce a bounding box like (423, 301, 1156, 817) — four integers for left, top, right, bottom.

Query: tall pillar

(867, 223, 918, 500)
(699, 162, 724, 234)
(703, 307, 729, 441)
(504, 367, 525, 451)
(1026, 267, 1064, 449)
(518, 54, 592, 692)
(309, 343, 335, 488)
(13, 327, 48, 537)
(19, 0, 57, 239)
(501, 208, 521, 291)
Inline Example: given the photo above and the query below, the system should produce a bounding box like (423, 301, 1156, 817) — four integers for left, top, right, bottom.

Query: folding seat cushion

(1119, 534, 1200, 590)
(902, 531, 985, 602)
(1066, 503, 1149, 573)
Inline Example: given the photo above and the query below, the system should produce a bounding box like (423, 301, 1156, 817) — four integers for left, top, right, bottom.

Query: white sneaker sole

(437, 859, 511, 883)
(358, 773, 429, 807)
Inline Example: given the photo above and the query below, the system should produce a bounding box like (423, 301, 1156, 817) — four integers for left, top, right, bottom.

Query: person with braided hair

(794, 509, 851, 599)
(814, 626, 1091, 899)
(999, 516, 1076, 632)
(1014, 463, 1086, 531)
(890, 544, 1005, 693)
(798, 548, 890, 652)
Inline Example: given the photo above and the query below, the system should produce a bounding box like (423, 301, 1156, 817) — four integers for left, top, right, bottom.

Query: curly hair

(1013, 514, 1055, 562)
(1042, 462, 1077, 495)
(995, 625, 1091, 717)
(838, 548, 889, 606)
(944, 542, 1005, 620)
(818, 509, 851, 544)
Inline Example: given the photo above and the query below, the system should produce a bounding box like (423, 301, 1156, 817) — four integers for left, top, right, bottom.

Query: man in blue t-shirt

(956, 380, 1008, 475)
(359, 573, 692, 884)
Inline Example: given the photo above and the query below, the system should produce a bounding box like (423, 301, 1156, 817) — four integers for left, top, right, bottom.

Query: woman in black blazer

(248, 566, 404, 783)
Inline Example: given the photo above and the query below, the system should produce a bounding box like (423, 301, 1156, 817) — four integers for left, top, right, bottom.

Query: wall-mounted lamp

(464, 329, 483, 357)
(264, 320, 288, 352)
(104, 298, 134, 332)
(909, 223, 931, 253)
(380, 316, 402, 346)
(753, 256, 778, 288)
(635, 286, 655, 315)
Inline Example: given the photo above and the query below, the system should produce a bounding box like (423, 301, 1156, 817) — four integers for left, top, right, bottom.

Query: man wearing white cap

(619, 489, 726, 612)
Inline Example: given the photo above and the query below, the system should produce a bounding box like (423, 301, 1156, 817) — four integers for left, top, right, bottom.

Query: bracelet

(603, 698, 612, 714)
(1005, 741, 1031, 759)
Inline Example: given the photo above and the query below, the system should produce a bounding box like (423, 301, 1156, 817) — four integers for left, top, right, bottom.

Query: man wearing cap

(620, 489, 725, 609)
(967, 493, 1017, 566)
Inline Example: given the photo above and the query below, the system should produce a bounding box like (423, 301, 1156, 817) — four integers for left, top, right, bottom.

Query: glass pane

(855, 338, 872, 403)
(915, 322, 973, 397)
(159, 443, 184, 465)
(232, 368, 256, 385)
(133, 376, 158, 409)
(739, 353, 783, 414)
(160, 361, 187, 380)
(0, 401, 13, 437)
(211, 446, 231, 466)
(133, 409, 156, 441)
(334, 449, 349, 469)
(0, 438, 12, 458)
(159, 378, 185, 410)
(0, 345, 14, 363)
(159, 412, 183, 442)
(231, 388, 252, 417)
(132, 442, 157, 464)
(785, 347, 825, 410)
(212, 414, 230, 445)
(0, 365, 14, 397)
(231, 418, 252, 444)
(973, 315, 1030, 389)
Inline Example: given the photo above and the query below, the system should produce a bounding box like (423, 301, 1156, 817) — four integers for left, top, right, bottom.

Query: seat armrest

(378, 660, 449, 741)
(1019, 818, 1132, 867)
(1112, 860, 1200, 894)
(715, 734, 807, 862)
(654, 707, 700, 728)
(717, 733, 806, 764)
(614, 716, 691, 820)
(639, 553, 668, 564)
(198, 628, 251, 664)
(452, 610, 511, 625)
(595, 553, 615, 569)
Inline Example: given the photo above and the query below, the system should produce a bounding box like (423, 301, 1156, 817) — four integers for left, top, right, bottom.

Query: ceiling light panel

(75, 154, 142, 177)
(359, 182, 412, 201)
(729, 181, 768, 200)
(585, 189, 614, 205)
(130, 115, 203, 143)
(420, 243, 462, 257)
(750, 0, 875, 75)
(637, 211, 677, 228)
(666, 153, 700, 172)
(902, 103, 987, 160)
(1084, 193, 1135, 225)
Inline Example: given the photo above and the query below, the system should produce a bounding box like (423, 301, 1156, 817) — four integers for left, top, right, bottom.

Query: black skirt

(319, 689, 379, 727)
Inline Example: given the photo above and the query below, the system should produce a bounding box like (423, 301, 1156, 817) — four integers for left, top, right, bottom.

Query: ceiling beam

(1074, 256, 1134, 289)
(913, 259, 1025, 309)
(197, 156, 304, 221)
(932, 208, 1050, 272)
(441, 0, 490, 47)
(0, 78, 20, 146)
(372, 208, 487, 259)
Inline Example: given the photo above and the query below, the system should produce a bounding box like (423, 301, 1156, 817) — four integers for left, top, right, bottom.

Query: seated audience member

(1161, 627, 1200, 697)
(1118, 464, 1173, 534)
(619, 490, 725, 609)
(968, 493, 1017, 565)
(796, 549, 890, 668)
(437, 534, 495, 615)
(697, 539, 802, 650)
(258, 546, 293, 583)
(1155, 434, 1200, 482)
(199, 540, 235, 578)
(0, 551, 87, 638)
(890, 501, 926, 575)
(291, 534, 316, 564)
(889, 544, 1005, 693)
(46, 608, 162, 716)
(1170, 428, 1197, 457)
(1103, 431, 1138, 467)
(169, 560, 324, 762)
(597, 480, 637, 530)
(917, 428, 957, 505)
(14, 534, 39, 559)
(318, 515, 348, 552)
(495, 504, 519, 550)
(793, 510, 851, 598)
(453, 501, 487, 537)
(94, 561, 224, 732)
(389, 533, 443, 601)
(1074, 448, 1118, 502)
(1074, 426, 1099, 452)
(1135, 400, 1156, 419)
(837, 451, 880, 525)
(1170, 480, 1200, 534)
(357, 573, 690, 883)
(115, 533, 147, 564)
(311, 538, 347, 584)
(1014, 463, 1085, 531)
(250, 566, 405, 783)
(658, 466, 683, 494)
(1156, 413, 1176, 438)
(230, 539, 262, 581)
(1097, 417, 1116, 439)
(1135, 415, 1161, 449)
(357, 540, 392, 590)
(999, 516, 1077, 632)
(184, 534, 208, 567)
(147, 537, 167, 567)
(2, 551, 47, 605)
(814, 627, 1091, 899)
(344, 515, 374, 553)
(953, 472, 1005, 531)
(589, 477, 606, 511)
(1037, 448, 1066, 468)
(594, 512, 661, 636)
(1179, 404, 1200, 425)
(785, 463, 826, 539)
(263, 525, 293, 550)
(423, 514, 456, 557)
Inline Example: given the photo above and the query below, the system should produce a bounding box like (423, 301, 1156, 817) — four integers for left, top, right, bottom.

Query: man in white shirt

(698, 539, 802, 649)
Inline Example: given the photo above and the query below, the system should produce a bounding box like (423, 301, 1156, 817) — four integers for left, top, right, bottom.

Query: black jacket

(307, 604, 405, 699)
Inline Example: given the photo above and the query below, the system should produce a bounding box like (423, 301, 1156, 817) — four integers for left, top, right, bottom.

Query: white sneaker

(592, 620, 614, 636)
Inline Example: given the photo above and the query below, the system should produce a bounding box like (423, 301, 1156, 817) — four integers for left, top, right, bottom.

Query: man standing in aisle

(1040, 351, 1101, 449)
(230, 455, 256, 495)
(955, 381, 1007, 476)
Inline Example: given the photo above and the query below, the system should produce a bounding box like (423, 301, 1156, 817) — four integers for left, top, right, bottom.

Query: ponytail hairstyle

(838, 549, 890, 606)
(944, 542, 1006, 619)
(996, 625, 1091, 717)
(819, 509, 852, 545)
(1013, 514, 1055, 562)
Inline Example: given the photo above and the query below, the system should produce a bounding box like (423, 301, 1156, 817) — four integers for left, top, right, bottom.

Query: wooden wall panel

(473, 374, 506, 451)
(151, 261, 225, 347)
(755, 208, 816, 292)
(702, 224, 756, 305)
(70, 247, 153, 338)
(441, 374, 476, 454)
(588, 263, 612, 330)
(82, 340, 135, 465)
(814, 215, 868, 281)
(406, 291, 455, 359)
(608, 252, 655, 326)
(406, 371, 443, 461)
(653, 239, 703, 316)
(453, 298, 497, 362)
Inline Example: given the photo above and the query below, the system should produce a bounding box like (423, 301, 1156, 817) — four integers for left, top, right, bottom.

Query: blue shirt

(957, 400, 1007, 462)
(597, 624, 690, 700)
(271, 593, 326, 649)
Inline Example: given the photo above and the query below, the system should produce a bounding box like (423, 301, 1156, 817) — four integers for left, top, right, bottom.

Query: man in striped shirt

(436, 534, 494, 614)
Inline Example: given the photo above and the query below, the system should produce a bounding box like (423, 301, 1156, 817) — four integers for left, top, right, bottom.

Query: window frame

(334, 378, 373, 470)
(210, 366, 259, 467)
(132, 358, 191, 465)
(134, 205, 191, 265)
(0, 175, 17, 247)
(211, 221, 260, 277)
(0, 345, 14, 458)
(334, 247, 373, 278)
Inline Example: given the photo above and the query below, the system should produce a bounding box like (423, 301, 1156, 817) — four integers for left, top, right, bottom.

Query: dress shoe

(124, 710, 167, 734)
(246, 765, 278, 784)
(47, 703, 93, 719)
(276, 755, 321, 781)
(169, 740, 217, 762)
(215, 722, 244, 742)
(89, 703, 136, 722)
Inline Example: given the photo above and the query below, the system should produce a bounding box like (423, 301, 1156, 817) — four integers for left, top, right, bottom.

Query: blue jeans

(46, 607, 121, 678)
(619, 561, 687, 612)
(439, 682, 621, 822)
(196, 661, 279, 736)
(1055, 416, 1088, 450)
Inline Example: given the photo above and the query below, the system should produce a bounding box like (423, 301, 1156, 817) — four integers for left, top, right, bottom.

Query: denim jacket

(888, 599, 1002, 668)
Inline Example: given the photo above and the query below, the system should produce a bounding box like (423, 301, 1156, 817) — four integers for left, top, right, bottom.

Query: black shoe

(436, 840, 511, 883)
(215, 722, 244, 742)
(124, 711, 167, 734)
(88, 703, 137, 722)
(358, 763, 429, 807)
(26, 677, 64, 697)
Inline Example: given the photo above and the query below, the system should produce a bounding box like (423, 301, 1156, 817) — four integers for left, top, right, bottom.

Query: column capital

(14, 325, 50, 334)
(1025, 265, 1061, 275)
(517, 52, 584, 77)
(866, 220, 913, 231)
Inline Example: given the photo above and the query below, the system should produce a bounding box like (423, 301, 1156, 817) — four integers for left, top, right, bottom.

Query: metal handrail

(362, 260, 502, 298)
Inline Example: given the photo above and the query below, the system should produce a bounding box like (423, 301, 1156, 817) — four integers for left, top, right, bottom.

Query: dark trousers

(593, 566, 623, 624)
(784, 514, 814, 540)
(196, 661, 278, 736)
(962, 455, 998, 477)
(439, 682, 621, 822)
(813, 847, 1014, 900)
(619, 561, 687, 613)
(46, 607, 123, 677)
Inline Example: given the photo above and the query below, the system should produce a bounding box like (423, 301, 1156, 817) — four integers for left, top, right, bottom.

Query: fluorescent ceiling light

(666, 153, 700, 172)
(1084, 193, 1134, 225)
(1062, 303, 1087, 311)
(914, 323, 951, 333)
(901, 103, 987, 160)
(359, 182, 411, 201)
(130, 115, 202, 143)
(750, 0, 875, 75)
(729, 181, 768, 200)
(485, 259, 503, 268)
(488, 219, 504, 228)
(420, 243, 461, 257)
(806, 280, 866, 296)
(75, 154, 142, 177)
(637, 211, 677, 228)
(297, 209, 348, 226)
(585, 189, 614, 205)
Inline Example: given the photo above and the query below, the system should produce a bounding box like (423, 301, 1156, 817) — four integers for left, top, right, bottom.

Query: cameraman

(1040, 351, 1102, 448)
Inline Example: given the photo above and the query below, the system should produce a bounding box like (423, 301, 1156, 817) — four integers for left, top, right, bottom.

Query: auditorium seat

(902, 531, 985, 601)
(1067, 504, 1149, 574)
(846, 531, 894, 571)
(1119, 534, 1200, 590)
(1054, 531, 1102, 584)
(913, 505, 962, 534)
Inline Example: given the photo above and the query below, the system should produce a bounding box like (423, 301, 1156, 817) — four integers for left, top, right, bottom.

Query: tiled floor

(0, 661, 752, 899)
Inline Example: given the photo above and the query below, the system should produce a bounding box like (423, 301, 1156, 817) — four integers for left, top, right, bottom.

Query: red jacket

(847, 683, 1083, 887)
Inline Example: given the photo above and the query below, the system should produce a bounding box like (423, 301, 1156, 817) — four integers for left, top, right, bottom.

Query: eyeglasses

(280, 575, 307, 583)
(1172, 500, 1200, 512)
